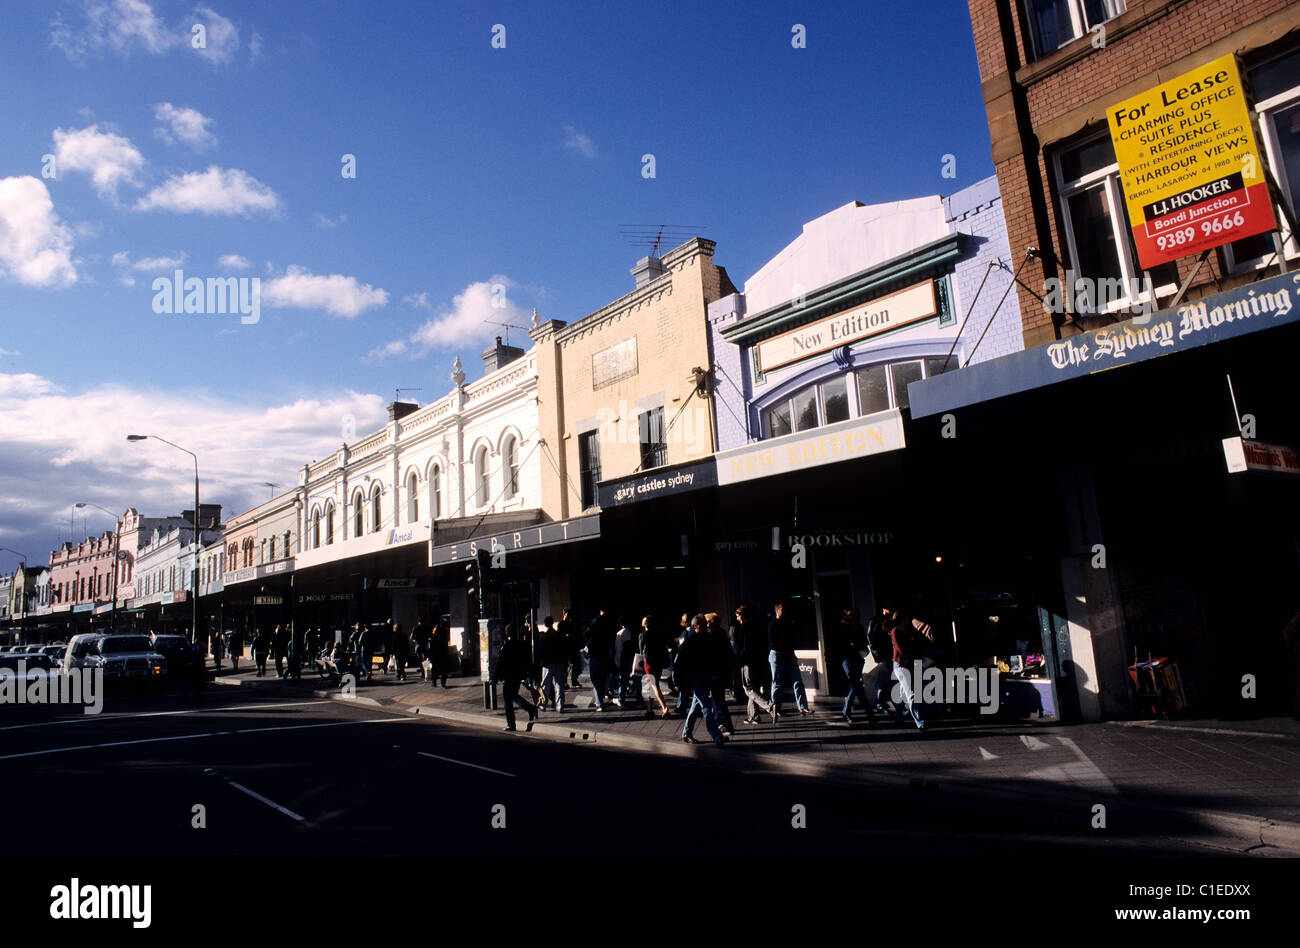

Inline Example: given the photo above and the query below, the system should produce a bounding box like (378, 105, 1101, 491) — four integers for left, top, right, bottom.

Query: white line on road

(0, 716, 415, 761)
(224, 778, 306, 822)
(417, 751, 515, 778)
(0, 700, 330, 732)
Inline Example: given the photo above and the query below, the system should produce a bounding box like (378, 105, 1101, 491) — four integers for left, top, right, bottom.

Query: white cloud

(0, 177, 78, 289)
(153, 102, 217, 150)
(0, 374, 59, 398)
(218, 253, 249, 270)
(111, 250, 186, 272)
(51, 125, 146, 200)
(191, 6, 240, 64)
(263, 265, 388, 318)
(135, 166, 280, 216)
(0, 349, 20, 357)
(369, 277, 522, 362)
(562, 124, 597, 159)
(0, 371, 388, 558)
(402, 291, 434, 312)
(314, 212, 347, 229)
(50, 1, 242, 65)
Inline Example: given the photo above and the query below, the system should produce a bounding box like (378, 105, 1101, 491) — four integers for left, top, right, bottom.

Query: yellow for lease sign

(1107, 54, 1274, 269)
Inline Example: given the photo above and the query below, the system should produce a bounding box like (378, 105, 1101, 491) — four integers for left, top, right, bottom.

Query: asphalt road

(0, 687, 1252, 859)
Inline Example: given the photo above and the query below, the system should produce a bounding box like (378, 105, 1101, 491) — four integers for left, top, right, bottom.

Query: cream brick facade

(538, 238, 733, 518)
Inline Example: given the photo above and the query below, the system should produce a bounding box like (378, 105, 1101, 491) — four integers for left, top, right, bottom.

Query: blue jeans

(892, 662, 925, 728)
(841, 657, 872, 717)
(769, 650, 808, 713)
(588, 657, 609, 709)
(542, 664, 566, 710)
(682, 676, 723, 740)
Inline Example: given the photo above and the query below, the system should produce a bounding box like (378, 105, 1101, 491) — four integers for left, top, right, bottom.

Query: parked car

(61, 633, 103, 673)
(85, 634, 167, 690)
(147, 634, 204, 684)
(0, 651, 55, 672)
(40, 644, 67, 667)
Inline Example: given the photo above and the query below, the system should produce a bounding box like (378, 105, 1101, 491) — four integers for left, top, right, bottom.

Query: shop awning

(909, 270, 1300, 419)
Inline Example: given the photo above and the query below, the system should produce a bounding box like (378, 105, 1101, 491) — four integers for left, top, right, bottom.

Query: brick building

(969, 0, 1300, 345)
(900, 0, 1300, 721)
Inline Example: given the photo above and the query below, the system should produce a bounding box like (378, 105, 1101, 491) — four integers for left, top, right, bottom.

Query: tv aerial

(618, 223, 705, 258)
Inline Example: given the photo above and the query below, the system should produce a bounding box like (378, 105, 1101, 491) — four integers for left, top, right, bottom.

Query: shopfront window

(762, 358, 951, 440)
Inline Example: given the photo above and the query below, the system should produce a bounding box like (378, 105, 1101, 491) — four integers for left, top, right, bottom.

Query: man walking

(889, 609, 928, 730)
(391, 621, 410, 681)
(558, 608, 581, 689)
(768, 600, 811, 718)
(539, 616, 567, 711)
(836, 609, 875, 725)
(492, 624, 537, 732)
(679, 615, 727, 746)
(731, 603, 772, 725)
(429, 617, 450, 687)
(584, 608, 616, 711)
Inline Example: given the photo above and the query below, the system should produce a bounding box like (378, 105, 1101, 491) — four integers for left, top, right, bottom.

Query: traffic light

(465, 557, 479, 603)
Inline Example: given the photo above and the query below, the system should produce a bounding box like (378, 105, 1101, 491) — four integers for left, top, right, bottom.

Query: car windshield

(99, 636, 153, 654)
(152, 637, 187, 649)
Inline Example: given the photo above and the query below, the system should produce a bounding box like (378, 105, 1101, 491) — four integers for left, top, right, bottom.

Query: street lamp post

(0, 549, 27, 641)
(75, 503, 122, 632)
(128, 435, 201, 646)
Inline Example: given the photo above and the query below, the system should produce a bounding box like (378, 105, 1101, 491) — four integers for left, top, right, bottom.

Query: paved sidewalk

(212, 665, 1300, 853)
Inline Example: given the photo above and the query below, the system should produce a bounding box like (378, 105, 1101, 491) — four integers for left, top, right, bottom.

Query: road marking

(1055, 736, 1119, 794)
(0, 716, 414, 761)
(416, 751, 515, 778)
(224, 779, 306, 822)
(0, 700, 329, 732)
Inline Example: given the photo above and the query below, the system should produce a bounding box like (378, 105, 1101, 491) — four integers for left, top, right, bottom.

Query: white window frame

(1223, 82, 1300, 274)
(1053, 136, 1177, 317)
(406, 472, 419, 523)
(1025, 0, 1125, 59)
(475, 447, 491, 509)
(429, 466, 441, 520)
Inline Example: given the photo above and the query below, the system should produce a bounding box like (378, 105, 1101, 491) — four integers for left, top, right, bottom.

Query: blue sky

(0, 0, 993, 563)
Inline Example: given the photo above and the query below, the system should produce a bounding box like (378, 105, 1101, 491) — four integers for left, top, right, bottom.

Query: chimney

(481, 335, 525, 373)
(387, 401, 420, 422)
(630, 255, 667, 288)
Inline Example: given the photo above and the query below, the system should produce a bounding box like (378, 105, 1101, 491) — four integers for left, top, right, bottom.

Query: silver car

(85, 634, 168, 687)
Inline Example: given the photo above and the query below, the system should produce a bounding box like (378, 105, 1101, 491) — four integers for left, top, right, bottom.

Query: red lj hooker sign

(1108, 54, 1275, 269)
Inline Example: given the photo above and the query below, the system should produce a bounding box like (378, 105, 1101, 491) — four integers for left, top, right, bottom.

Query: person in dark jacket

(272, 624, 289, 678)
(584, 608, 616, 711)
(252, 627, 271, 677)
(835, 608, 875, 725)
(639, 615, 670, 718)
(558, 608, 581, 688)
(492, 624, 537, 732)
(223, 627, 241, 672)
(889, 609, 927, 730)
(768, 601, 810, 717)
(731, 603, 772, 724)
(679, 615, 727, 745)
(705, 613, 735, 734)
(429, 617, 450, 687)
(670, 612, 693, 713)
(539, 616, 568, 711)
(391, 621, 410, 681)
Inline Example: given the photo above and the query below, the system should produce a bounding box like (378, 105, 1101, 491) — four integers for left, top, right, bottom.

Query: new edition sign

(1108, 54, 1274, 269)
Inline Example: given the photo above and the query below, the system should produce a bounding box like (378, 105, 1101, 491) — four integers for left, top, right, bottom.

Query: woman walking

(639, 615, 671, 718)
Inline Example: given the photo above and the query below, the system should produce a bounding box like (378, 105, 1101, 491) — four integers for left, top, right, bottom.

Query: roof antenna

(395, 387, 423, 403)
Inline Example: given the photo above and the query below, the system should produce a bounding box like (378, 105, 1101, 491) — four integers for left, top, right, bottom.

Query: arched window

(406, 472, 419, 523)
(324, 503, 334, 544)
(502, 435, 519, 498)
(474, 446, 490, 508)
(430, 465, 441, 520)
(260, 538, 267, 564)
(353, 491, 364, 538)
(269, 536, 277, 560)
(371, 486, 382, 533)
(311, 510, 320, 549)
